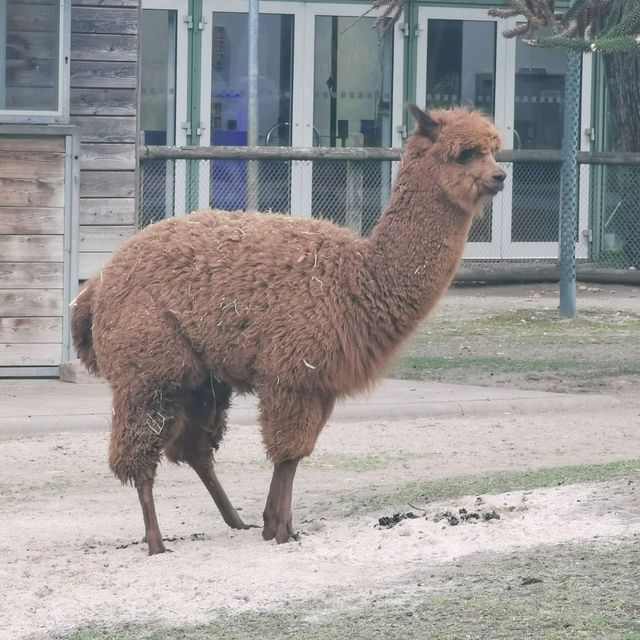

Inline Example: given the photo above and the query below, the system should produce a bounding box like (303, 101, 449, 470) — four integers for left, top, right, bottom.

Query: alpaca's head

(405, 105, 506, 217)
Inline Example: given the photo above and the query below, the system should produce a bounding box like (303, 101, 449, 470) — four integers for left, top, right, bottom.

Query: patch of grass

(329, 458, 640, 516)
(393, 307, 640, 390)
(302, 451, 414, 472)
(391, 354, 640, 381)
(58, 627, 156, 640)
(216, 457, 272, 471)
(53, 541, 640, 639)
(422, 309, 640, 341)
(2, 476, 73, 499)
(218, 452, 416, 473)
(35, 477, 73, 492)
(392, 354, 591, 378)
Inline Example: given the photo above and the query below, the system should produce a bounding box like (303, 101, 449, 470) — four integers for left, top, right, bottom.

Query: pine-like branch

(590, 33, 640, 52)
(487, 0, 640, 52)
(362, 0, 640, 51)
(530, 35, 593, 50)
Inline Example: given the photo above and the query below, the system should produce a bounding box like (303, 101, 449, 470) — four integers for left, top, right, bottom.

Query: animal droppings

(377, 508, 501, 529)
(115, 532, 209, 550)
(377, 512, 419, 528)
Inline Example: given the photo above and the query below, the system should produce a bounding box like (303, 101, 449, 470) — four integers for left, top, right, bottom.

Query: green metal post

(559, 50, 581, 318)
(186, 0, 203, 214)
(404, 0, 419, 130)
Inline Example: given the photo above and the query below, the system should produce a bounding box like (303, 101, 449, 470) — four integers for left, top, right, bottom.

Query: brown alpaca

(72, 106, 505, 554)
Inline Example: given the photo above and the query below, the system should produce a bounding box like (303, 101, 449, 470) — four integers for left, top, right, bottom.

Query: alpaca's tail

(71, 280, 99, 375)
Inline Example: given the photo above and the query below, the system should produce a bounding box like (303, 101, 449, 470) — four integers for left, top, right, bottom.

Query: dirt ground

(395, 281, 640, 395)
(1, 284, 639, 639)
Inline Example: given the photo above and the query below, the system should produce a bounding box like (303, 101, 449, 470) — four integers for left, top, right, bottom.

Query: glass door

(503, 32, 592, 259)
(417, 7, 592, 260)
(201, 2, 403, 225)
(201, 1, 304, 213)
(416, 7, 510, 258)
(140, 0, 188, 222)
(307, 8, 401, 233)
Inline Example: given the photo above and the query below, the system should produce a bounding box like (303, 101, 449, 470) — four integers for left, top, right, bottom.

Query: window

(426, 20, 496, 114)
(313, 15, 393, 148)
(511, 29, 571, 243)
(513, 29, 568, 151)
(209, 12, 294, 147)
(424, 18, 497, 243)
(140, 9, 177, 145)
(1, 0, 68, 121)
(208, 11, 295, 213)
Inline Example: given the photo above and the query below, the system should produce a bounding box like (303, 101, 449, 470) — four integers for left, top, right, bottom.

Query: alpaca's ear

(406, 104, 440, 142)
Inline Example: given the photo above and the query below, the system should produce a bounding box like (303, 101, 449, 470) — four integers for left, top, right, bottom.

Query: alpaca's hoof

(230, 519, 259, 531)
(262, 521, 300, 543)
(144, 534, 171, 555)
(276, 528, 300, 544)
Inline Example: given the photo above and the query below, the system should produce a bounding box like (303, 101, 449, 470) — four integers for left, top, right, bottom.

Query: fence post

(346, 133, 364, 235)
(559, 50, 581, 318)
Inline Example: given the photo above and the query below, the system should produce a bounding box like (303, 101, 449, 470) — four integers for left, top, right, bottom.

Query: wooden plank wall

(70, 0, 139, 279)
(0, 137, 66, 367)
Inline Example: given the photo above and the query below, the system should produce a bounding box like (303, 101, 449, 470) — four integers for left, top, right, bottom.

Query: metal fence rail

(139, 146, 640, 269)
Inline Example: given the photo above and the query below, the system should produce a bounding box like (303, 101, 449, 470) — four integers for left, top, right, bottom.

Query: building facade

(1, 0, 616, 375)
(139, 0, 596, 263)
(0, 0, 139, 375)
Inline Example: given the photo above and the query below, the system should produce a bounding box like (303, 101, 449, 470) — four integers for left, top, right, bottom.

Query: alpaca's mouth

(482, 180, 505, 196)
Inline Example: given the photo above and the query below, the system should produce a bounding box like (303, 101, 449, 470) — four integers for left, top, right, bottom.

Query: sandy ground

(1, 284, 639, 639)
(1, 400, 639, 639)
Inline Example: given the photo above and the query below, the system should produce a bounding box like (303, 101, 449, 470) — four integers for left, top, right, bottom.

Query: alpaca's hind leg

(164, 381, 251, 530)
(109, 391, 169, 555)
(259, 389, 335, 544)
(190, 451, 251, 530)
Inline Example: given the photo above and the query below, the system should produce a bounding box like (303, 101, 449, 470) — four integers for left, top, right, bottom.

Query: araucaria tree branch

(488, 0, 640, 53)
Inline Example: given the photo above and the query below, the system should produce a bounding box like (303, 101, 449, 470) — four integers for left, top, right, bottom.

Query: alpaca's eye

(455, 150, 476, 164)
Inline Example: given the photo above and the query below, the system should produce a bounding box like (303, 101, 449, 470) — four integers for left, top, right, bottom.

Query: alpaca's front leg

(259, 389, 335, 543)
(263, 458, 300, 543)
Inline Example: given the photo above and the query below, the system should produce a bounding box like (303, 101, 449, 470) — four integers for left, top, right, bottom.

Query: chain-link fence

(591, 162, 640, 268)
(140, 146, 640, 268)
(140, 149, 397, 238)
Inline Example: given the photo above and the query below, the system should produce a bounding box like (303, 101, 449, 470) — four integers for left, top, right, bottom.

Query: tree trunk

(603, 51, 640, 153)
(602, 51, 640, 267)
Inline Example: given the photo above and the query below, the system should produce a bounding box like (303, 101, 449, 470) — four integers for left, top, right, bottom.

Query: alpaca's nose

(493, 170, 506, 183)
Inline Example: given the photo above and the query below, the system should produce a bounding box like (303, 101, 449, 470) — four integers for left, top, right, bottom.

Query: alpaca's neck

(326, 154, 476, 395)
(361, 157, 474, 342)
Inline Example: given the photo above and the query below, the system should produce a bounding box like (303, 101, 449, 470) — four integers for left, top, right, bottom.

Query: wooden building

(0, 0, 139, 376)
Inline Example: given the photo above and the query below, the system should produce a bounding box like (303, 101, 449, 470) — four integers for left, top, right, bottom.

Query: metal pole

(0, 0, 6, 109)
(247, 0, 259, 210)
(558, 49, 581, 318)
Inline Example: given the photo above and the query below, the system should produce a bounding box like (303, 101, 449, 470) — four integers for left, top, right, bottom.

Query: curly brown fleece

(72, 106, 504, 550)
